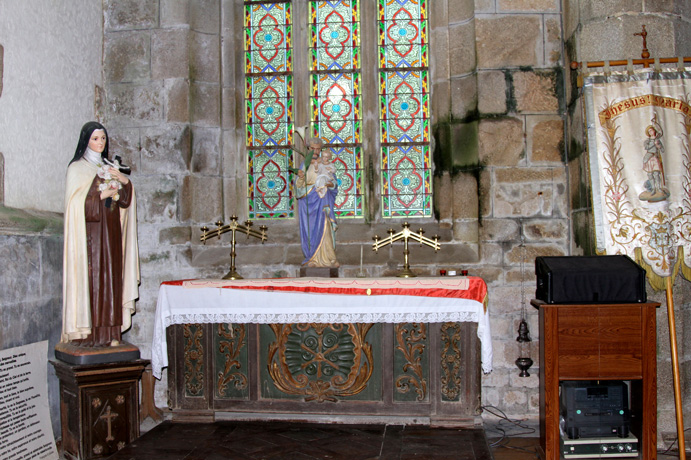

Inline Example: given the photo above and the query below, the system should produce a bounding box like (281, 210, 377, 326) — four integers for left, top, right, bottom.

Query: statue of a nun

(60, 121, 139, 349)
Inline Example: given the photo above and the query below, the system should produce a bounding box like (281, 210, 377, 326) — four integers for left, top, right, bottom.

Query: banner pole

(666, 275, 686, 459)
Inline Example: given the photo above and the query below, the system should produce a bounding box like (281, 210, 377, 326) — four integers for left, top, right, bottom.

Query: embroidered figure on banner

(639, 113, 670, 202)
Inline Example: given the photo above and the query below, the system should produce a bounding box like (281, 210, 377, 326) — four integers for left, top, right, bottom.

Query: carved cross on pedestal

(99, 405, 119, 441)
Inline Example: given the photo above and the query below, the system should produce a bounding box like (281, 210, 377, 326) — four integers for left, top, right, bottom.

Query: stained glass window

(308, 0, 363, 218)
(378, 0, 431, 217)
(245, 0, 294, 218)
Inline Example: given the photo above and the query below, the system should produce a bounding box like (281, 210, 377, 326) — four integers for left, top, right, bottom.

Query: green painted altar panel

(168, 321, 481, 425)
(259, 323, 382, 401)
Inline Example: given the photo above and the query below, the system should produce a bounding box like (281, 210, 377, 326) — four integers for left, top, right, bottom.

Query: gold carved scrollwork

(394, 323, 427, 401)
(440, 322, 463, 401)
(267, 323, 374, 402)
(183, 323, 204, 396)
(216, 323, 248, 396)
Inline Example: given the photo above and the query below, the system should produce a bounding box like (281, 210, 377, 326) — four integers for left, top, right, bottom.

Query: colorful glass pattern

(381, 145, 431, 217)
(245, 1, 294, 218)
(248, 149, 294, 218)
(309, 0, 363, 218)
(379, 0, 431, 217)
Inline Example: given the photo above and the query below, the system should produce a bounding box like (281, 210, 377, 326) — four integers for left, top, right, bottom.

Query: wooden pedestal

(51, 359, 148, 460)
(532, 300, 659, 460)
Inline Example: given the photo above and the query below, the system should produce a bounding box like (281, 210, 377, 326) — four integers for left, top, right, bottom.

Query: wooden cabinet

(532, 300, 659, 460)
(51, 359, 147, 460)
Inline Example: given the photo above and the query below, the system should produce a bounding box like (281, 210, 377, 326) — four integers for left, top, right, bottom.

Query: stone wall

(101, 0, 570, 426)
(0, 206, 63, 438)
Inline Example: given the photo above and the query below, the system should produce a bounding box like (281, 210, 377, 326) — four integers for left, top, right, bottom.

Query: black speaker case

(535, 255, 647, 304)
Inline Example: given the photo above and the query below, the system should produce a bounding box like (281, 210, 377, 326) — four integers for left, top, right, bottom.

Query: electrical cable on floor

(482, 405, 539, 458)
(658, 427, 691, 457)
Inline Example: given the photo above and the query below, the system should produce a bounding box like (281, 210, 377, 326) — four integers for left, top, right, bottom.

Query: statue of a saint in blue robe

(295, 139, 340, 268)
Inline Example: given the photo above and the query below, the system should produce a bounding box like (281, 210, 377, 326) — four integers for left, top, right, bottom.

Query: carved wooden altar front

(166, 321, 482, 426)
(154, 277, 491, 426)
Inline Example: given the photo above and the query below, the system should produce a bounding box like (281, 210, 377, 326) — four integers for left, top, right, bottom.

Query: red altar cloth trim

(160, 277, 487, 305)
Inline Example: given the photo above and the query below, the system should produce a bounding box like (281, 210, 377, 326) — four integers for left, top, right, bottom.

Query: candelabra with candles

(372, 222, 440, 278)
(200, 215, 268, 280)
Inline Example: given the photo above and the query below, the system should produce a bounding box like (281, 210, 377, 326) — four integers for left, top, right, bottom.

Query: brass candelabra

(200, 216, 268, 280)
(372, 222, 440, 278)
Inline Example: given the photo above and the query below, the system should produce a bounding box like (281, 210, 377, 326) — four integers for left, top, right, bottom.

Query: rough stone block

(504, 243, 566, 266)
(448, 0, 475, 23)
(545, 15, 563, 65)
(159, 226, 192, 245)
(474, 0, 496, 13)
(181, 175, 223, 222)
(493, 180, 553, 217)
(452, 220, 479, 243)
(562, 0, 580, 42)
(522, 218, 568, 241)
(450, 76, 477, 120)
(0, 152, 4, 204)
(513, 70, 559, 113)
(578, 17, 675, 63)
(152, 29, 190, 80)
(478, 71, 507, 114)
(430, 29, 450, 82)
(161, 0, 190, 27)
(434, 173, 454, 222)
(478, 118, 525, 167)
(579, 0, 642, 22)
(527, 116, 564, 163)
(105, 32, 151, 83)
(107, 127, 141, 173)
(191, 31, 220, 83)
(191, 127, 221, 174)
(105, 0, 158, 31)
(480, 218, 520, 242)
(452, 172, 479, 219)
(498, 0, 559, 12)
(479, 169, 492, 217)
(190, 82, 221, 126)
(108, 82, 164, 126)
(222, 87, 239, 130)
(136, 175, 180, 224)
(166, 79, 190, 123)
(140, 124, 191, 174)
(450, 120, 479, 168)
(449, 22, 477, 77)
(0, 236, 40, 303)
(476, 16, 541, 68)
(429, 0, 449, 27)
(190, 0, 220, 34)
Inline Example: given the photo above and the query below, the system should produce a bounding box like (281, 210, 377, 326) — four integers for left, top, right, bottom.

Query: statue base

(55, 341, 141, 365)
(51, 358, 147, 460)
(299, 266, 339, 278)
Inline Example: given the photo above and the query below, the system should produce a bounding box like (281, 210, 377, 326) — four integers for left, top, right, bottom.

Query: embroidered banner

(584, 69, 691, 289)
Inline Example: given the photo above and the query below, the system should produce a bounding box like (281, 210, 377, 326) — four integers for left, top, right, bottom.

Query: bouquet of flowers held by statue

(97, 155, 130, 204)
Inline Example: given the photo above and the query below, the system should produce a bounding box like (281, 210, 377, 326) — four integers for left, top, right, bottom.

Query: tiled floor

(102, 420, 686, 459)
(105, 421, 494, 460)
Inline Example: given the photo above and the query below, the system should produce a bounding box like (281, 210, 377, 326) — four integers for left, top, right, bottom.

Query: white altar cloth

(151, 277, 492, 379)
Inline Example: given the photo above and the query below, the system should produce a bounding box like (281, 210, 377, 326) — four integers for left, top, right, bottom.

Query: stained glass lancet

(245, 0, 294, 219)
(378, 0, 432, 217)
(308, 0, 363, 218)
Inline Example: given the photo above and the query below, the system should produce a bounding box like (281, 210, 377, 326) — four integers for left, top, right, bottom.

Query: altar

(152, 277, 492, 426)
